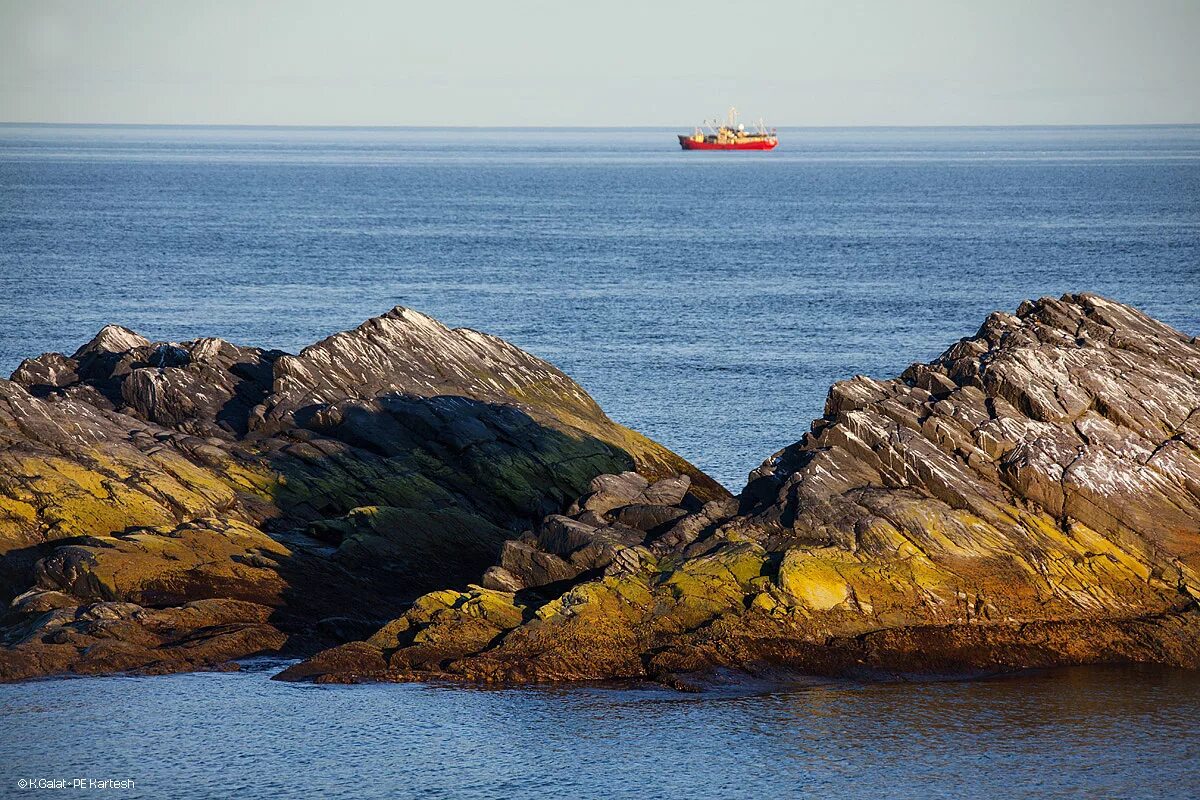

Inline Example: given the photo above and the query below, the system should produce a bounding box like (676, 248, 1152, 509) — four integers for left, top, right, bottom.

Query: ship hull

(678, 135, 777, 151)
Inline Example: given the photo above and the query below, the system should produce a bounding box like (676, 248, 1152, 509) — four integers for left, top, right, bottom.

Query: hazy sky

(2, 0, 1197, 126)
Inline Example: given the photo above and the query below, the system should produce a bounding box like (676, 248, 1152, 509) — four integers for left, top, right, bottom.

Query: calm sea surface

(2, 125, 1198, 488)
(1, 125, 1198, 797)
(1, 664, 1198, 800)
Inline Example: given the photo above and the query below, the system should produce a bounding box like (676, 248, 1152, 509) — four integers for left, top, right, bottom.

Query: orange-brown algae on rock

(0, 306, 724, 681)
(273, 642, 390, 683)
(282, 294, 1200, 686)
(0, 598, 287, 683)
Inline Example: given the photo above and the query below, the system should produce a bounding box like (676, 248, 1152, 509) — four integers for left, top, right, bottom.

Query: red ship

(678, 107, 778, 151)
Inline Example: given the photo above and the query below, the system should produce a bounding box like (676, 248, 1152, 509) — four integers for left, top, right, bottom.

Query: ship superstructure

(678, 107, 778, 150)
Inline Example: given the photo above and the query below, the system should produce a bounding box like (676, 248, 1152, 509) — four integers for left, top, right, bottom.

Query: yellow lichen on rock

(777, 551, 853, 611)
(33, 517, 291, 607)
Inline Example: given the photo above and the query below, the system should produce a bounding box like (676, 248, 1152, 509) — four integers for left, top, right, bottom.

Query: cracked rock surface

(0, 307, 721, 680)
(278, 294, 1200, 686)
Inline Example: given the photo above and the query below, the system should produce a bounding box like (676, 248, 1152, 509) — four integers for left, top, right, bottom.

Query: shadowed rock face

(278, 294, 1200, 686)
(0, 307, 724, 681)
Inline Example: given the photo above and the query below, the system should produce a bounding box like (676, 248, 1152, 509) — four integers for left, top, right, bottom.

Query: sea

(0, 124, 1197, 798)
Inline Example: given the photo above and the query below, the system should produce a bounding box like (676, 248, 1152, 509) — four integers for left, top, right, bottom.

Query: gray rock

(639, 475, 691, 506)
(536, 515, 601, 556)
(480, 566, 525, 593)
(649, 512, 713, 553)
(566, 525, 647, 571)
(605, 546, 653, 577)
(573, 510, 609, 527)
(499, 541, 581, 588)
(587, 471, 649, 498)
(580, 490, 632, 515)
(612, 504, 688, 534)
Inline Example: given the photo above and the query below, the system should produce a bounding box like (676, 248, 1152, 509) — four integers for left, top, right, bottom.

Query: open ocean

(1, 125, 1198, 798)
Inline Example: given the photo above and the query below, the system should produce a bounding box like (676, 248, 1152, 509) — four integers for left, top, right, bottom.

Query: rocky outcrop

(280, 294, 1200, 686)
(0, 596, 286, 682)
(5, 293, 1197, 685)
(0, 307, 722, 681)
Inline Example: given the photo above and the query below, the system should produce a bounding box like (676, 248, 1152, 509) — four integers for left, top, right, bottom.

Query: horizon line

(2, 121, 1199, 130)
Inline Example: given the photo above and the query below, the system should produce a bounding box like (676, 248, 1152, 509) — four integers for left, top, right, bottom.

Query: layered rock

(0, 308, 722, 680)
(280, 294, 1200, 686)
(0, 596, 285, 683)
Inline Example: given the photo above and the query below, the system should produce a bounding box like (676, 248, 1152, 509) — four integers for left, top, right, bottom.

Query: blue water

(1, 663, 1198, 799)
(1, 125, 1198, 797)
(1, 125, 1197, 488)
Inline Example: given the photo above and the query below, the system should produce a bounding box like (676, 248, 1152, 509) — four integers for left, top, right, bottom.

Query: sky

(1, 0, 1198, 126)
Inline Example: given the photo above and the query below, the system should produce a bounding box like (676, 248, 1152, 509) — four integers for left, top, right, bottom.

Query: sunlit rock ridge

(1, 294, 1196, 685)
(0, 306, 722, 681)
(278, 294, 1200, 686)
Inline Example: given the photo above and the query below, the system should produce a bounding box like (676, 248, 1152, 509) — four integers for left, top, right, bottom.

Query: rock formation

(4, 293, 1197, 685)
(0, 308, 722, 680)
(277, 294, 1200, 686)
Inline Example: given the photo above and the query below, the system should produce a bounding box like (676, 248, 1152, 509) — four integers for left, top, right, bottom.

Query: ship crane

(677, 106, 779, 151)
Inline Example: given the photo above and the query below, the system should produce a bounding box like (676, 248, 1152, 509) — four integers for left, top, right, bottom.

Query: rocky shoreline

(1, 294, 1197, 685)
